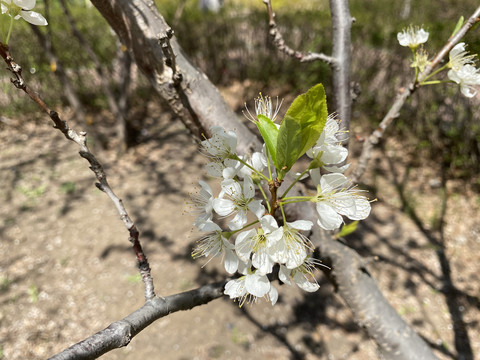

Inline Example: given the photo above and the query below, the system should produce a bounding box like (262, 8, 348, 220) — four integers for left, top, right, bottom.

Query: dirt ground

(1, 91, 479, 360)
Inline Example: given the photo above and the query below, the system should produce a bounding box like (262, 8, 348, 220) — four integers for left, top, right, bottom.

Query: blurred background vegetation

(1, 0, 479, 187)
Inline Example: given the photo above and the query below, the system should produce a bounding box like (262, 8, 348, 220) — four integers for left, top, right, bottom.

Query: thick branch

(351, 5, 480, 183)
(90, 0, 260, 155)
(49, 282, 226, 360)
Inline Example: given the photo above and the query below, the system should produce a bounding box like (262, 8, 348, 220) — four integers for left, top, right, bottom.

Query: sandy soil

(0, 97, 479, 360)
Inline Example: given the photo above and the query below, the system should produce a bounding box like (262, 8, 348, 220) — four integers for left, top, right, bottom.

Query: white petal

(293, 272, 320, 292)
(245, 272, 270, 297)
(285, 246, 307, 269)
(252, 249, 274, 275)
(260, 214, 278, 232)
(213, 198, 235, 216)
(224, 248, 239, 274)
(321, 144, 348, 164)
(235, 229, 256, 262)
(224, 278, 245, 298)
(229, 211, 248, 230)
(21, 10, 48, 25)
(278, 265, 291, 284)
(268, 285, 278, 305)
(251, 152, 266, 172)
(287, 220, 313, 231)
(348, 197, 371, 220)
(248, 200, 266, 219)
(206, 162, 224, 177)
(316, 202, 343, 230)
(321, 173, 349, 191)
(242, 176, 255, 198)
(15, 0, 35, 10)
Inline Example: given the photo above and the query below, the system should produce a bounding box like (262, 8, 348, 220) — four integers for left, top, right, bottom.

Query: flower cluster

(189, 86, 371, 306)
(397, 25, 480, 98)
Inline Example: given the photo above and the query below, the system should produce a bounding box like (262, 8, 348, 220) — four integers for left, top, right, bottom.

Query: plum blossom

(269, 220, 313, 269)
(234, 215, 283, 275)
(306, 114, 349, 183)
(191, 220, 238, 274)
(244, 93, 283, 123)
(448, 43, 476, 72)
(312, 173, 371, 230)
(278, 257, 321, 292)
(189, 180, 214, 230)
(397, 26, 429, 49)
(447, 43, 480, 98)
(201, 126, 237, 162)
(224, 264, 278, 306)
(1, 0, 47, 26)
(213, 177, 265, 230)
(448, 64, 480, 98)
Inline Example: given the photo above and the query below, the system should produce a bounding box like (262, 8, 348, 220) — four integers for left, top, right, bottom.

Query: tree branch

(329, 0, 353, 143)
(89, 0, 260, 155)
(0, 42, 156, 301)
(262, 0, 351, 143)
(351, 5, 480, 183)
(262, 0, 336, 65)
(49, 282, 226, 360)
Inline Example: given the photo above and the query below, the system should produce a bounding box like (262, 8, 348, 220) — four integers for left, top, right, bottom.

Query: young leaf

(276, 84, 328, 178)
(256, 114, 279, 167)
(276, 115, 302, 177)
(335, 221, 358, 238)
(451, 16, 464, 37)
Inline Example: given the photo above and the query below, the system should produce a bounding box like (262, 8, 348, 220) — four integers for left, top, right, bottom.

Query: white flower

(213, 177, 265, 230)
(191, 220, 239, 274)
(448, 64, 480, 98)
(397, 26, 429, 49)
(447, 43, 480, 98)
(306, 114, 349, 183)
(269, 220, 313, 269)
(234, 215, 283, 275)
(1, 0, 48, 26)
(244, 93, 283, 122)
(448, 43, 476, 72)
(224, 268, 278, 306)
(189, 180, 214, 229)
(312, 173, 371, 230)
(201, 126, 237, 162)
(278, 257, 320, 292)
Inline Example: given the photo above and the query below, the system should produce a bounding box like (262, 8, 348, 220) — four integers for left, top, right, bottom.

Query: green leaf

(451, 16, 464, 37)
(276, 115, 302, 177)
(335, 221, 358, 238)
(276, 84, 328, 178)
(256, 114, 279, 167)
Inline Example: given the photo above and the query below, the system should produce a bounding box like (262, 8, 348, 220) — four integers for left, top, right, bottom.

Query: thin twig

(0, 42, 156, 301)
(351, 5, 480, 183)
(262, 0, 336, 65)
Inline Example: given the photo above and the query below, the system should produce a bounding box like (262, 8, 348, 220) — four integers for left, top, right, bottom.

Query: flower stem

(232, 154, 270, 182)
(281, 168, 309, 198)
(5, 16, 14, 45)
(257, 182, 271, 213)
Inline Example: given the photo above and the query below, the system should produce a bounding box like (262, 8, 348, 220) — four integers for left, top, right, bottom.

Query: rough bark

(90, 0, 260, 155)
